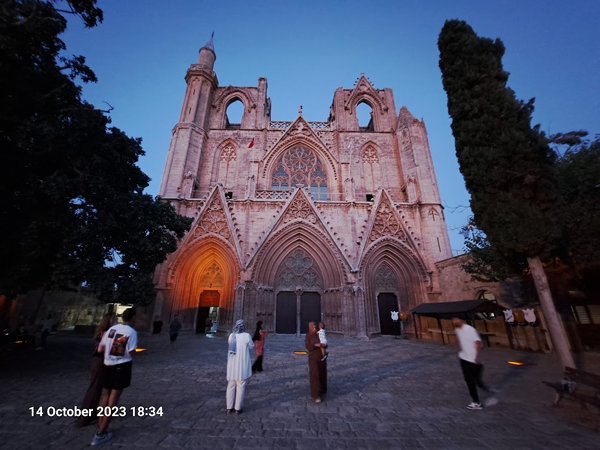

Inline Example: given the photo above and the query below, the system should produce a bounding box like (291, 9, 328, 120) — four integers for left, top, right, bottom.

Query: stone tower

(154, 38, 452, 337)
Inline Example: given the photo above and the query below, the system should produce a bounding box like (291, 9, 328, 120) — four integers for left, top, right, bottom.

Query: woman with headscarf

(251, 320, 267, 373)
(226, 319, 254, 415)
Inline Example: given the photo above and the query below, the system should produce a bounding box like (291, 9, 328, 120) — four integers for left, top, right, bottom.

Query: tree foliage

(554, 136, 600, 263)
(0, 1, 192, 304)
(439, 20, 600, 272)
(438, 20, 563, 262)
(460, 133, 600, 275)
(459, 218, 527, 282)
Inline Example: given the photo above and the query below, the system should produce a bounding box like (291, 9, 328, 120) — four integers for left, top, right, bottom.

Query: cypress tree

(438, 20, 574, 368)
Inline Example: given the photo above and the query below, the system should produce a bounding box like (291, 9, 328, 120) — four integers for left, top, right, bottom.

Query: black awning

(411, 300, 504, 320)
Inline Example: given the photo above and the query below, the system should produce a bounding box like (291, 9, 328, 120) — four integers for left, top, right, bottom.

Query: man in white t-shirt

(452, 317, 493, 410)
(90, 308, 138, 446)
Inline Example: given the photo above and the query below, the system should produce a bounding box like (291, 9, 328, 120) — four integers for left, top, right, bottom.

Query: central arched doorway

(274, 249, 322, 335)
(275, 290, 322, 335)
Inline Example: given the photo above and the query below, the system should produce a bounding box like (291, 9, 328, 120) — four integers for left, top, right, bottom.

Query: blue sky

(62, 0, 600, 255)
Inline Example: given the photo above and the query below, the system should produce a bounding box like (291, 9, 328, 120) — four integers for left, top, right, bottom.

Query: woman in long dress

(251, 320, 267, 373)
(226, 320, 254, 415)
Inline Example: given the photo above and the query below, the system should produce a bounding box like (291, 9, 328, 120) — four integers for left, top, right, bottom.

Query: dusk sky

(62, 0, 599, 255)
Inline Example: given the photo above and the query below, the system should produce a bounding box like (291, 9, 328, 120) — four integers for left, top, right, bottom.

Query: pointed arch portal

(274, 248, 322, 335)
(168, 238, 239, 332)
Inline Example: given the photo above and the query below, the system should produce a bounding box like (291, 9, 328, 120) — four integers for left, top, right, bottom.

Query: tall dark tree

(438, 20, 575, 368)
(0, 1, 191, 304)
(554, 136, 600, 263)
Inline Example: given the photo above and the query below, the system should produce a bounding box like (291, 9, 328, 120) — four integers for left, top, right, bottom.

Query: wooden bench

(543, 366, 600, 410)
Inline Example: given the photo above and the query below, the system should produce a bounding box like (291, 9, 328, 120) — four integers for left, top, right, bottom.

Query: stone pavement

(1, 332, 599, 449)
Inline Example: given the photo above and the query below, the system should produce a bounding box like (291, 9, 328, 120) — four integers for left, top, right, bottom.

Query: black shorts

(103, 361, 132, 390)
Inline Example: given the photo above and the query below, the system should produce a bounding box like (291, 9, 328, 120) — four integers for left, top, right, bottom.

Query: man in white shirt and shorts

(452, 317, 495, 410)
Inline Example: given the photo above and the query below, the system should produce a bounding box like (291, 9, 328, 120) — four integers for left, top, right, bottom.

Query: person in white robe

(226, 319, 254, 414)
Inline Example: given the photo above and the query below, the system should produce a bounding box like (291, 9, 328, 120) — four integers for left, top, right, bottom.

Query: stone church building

(153, 38, 454, 337)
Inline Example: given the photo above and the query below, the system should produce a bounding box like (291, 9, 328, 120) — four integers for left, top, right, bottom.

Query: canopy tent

(411, 300, 507, 345)
(411, 299, 505, 320)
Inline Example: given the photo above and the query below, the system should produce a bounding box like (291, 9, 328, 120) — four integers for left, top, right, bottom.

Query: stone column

(233, 283, 245, 324)
(354, 285, 367, 338)
(295, 288, 303, 337)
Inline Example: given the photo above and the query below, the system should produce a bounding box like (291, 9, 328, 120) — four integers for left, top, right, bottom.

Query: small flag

(248, 138, 255, 149)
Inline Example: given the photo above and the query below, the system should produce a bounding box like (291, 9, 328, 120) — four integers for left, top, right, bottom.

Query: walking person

(226, 319, 254, 415)
(452, 317, 495, 410)
(152, 315, 163, 335)
(305, 321, 327, 403)
(90, 308, 137, 446)
(251, 320, 267, 373)
(77, 313, 116, 427)
(37, 314, 54, 349)
(169, 314, 182, 344)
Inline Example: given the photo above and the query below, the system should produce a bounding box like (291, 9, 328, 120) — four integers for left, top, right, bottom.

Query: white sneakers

(466, 402, 483, 410)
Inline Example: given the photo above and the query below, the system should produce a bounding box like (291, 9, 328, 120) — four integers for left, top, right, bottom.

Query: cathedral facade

(153, 39, 453, 337)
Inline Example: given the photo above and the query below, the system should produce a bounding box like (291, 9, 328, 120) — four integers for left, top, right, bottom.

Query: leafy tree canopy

(0, 1, 192, 304)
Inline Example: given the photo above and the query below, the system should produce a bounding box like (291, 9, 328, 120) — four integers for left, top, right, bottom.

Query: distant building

(152, 36, 453, 337)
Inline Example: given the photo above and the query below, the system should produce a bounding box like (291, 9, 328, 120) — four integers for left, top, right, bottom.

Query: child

(317, 322, 328, 361)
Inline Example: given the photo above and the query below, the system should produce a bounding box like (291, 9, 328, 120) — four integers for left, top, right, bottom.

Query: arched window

(271, 146, 329, 200)
(356, 101, 374, 131)
(225, 99, 244, 129)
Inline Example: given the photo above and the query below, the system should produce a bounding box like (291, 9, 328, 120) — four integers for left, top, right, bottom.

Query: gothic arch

(360, 141, 381, 164)
(356, 100, 374, 131)
(350, 93, 386, 115)
(344, 76, 388, 121)
(210, 138, 239, 187)
(212, 88, 254, 112)
(251, 222, 347, 289)
(212, 88, 254, 128)
(166, 236, 240, 329)
(359, 238, 429, 335)
(352, 95, 385, 131)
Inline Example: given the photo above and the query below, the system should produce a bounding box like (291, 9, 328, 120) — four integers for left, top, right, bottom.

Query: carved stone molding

(370, 198, 406, 242)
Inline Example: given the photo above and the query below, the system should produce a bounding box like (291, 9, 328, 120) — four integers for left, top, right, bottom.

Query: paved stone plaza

(1, 332, 599, 449)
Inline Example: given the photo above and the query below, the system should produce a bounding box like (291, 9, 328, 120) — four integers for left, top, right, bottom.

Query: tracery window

(277, 248, 321, 291)
(271, 146, 329, 200)
(375, 264, 398, 291)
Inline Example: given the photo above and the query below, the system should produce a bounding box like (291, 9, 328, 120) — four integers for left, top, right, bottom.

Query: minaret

(159, 34, 218, 198)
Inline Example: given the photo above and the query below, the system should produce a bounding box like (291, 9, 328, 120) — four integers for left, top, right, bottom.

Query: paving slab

(1, 332, 599, 449)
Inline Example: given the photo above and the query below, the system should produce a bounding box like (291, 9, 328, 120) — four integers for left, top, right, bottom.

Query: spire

(198, 32, 216, 69)
(203, 31, 215, 52)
